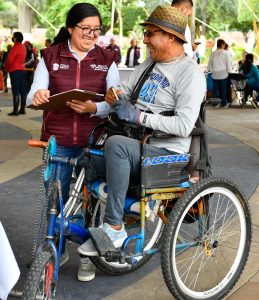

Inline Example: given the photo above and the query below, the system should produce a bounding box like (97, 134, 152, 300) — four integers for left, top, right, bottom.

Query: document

(27, 89, 104, 111)
(0, 222, 20, 300)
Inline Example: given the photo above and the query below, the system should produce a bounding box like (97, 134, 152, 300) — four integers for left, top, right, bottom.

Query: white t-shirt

(208, 49, 233, 80)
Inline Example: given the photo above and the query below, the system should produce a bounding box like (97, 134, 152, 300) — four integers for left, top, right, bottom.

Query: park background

(0, 0, 258, 69)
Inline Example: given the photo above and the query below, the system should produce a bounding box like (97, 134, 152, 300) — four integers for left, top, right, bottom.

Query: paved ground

(0, 91, 259, 299)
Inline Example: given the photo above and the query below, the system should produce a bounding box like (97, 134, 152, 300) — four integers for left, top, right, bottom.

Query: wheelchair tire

(161, 176, 251, 300)
(90, 198, 165, 276)
(22, 251, 56, 300)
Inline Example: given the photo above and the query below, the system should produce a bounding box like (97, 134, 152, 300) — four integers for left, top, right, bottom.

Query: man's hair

(171, 0, 193, 6)
(217, 39, 225, 48)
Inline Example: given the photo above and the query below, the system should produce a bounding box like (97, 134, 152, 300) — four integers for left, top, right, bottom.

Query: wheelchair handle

(28, 139, 48, 148)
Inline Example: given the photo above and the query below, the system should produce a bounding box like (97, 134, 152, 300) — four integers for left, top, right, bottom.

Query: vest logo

(90, 64, 108, 72)
(60, 64, 69, 70)
(53, 63, 59, 71)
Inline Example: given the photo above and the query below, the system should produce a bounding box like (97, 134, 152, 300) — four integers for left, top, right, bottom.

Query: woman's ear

(67, 27, 72, 35)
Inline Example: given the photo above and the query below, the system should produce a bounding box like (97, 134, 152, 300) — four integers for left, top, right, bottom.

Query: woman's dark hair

(241, 53, 254, 74)
(52, 3, 102, 46)
(217, 39, 225, 48)
(13, 32, 24, 43)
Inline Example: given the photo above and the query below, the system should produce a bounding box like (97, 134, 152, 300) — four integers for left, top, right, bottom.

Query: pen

(111, 87, 119, 101)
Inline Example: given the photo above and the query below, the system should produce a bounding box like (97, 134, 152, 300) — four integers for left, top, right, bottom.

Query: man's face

(143, 25, 172, 62)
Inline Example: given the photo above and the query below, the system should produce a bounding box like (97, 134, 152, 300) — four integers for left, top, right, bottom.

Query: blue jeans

(212, 78, 228, 106)
(92, 135, 177, 226)
(45, 144, 83, 204)
(9, 70, 27, 97)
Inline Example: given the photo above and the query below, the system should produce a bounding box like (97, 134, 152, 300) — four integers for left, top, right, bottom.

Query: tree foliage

(0, 0, 17, 28)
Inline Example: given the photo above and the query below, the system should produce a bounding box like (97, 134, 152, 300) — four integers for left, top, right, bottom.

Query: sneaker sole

(78, 247, 98, 256)
(113, 236, 127, 248)
(78, 273, 95, 282)
(60, 251, 69, 267)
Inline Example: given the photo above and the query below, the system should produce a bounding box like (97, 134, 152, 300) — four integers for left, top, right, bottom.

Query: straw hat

(140, 6, 187, 43)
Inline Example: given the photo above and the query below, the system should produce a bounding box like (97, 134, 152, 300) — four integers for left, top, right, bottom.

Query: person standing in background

(171, 0, 193, 57)
(238, 51, 247, 67)
(44, 38, 52, 48)
(4, 32, 27, 115)
(239, 53, 259, 106)
(224, 42, 233, 104)
(1, 44, 12, 93)
(192, 41, 201, 64)
(208, 39, 233, 108)
(24, 41, 36, 94)
(106, 37, 121, 66)
(125, 38, 140, 67)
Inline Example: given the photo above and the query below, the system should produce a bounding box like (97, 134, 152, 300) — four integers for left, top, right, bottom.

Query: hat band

(147, 17, 185, 35)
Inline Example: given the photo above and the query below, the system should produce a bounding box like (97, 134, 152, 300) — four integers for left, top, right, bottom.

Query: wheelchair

(22, 101, 251, 300)
(229, 73, 257, 108)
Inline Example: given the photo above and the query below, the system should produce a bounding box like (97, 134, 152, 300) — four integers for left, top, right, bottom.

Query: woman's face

(131, 39, 137, 47)
(68, 16, 101, 53)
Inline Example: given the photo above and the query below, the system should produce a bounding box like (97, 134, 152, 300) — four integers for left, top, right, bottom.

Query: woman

(208, 39, 233, 108)
(26, 2, 120, 282)
(125, 38, 140, 67)
(4, 32, 27, 115)
(239, 53, 259, 105)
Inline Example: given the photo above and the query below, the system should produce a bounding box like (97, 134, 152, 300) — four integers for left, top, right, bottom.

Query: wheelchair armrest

(152, 130, 172, 139)
(190, 127, 204, 136)
(152, 127, 204, 139)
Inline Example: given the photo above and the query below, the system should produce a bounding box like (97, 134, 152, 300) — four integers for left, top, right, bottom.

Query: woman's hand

(105, 87, 123, 105)
(66, 100, 97, 114)
(32, 89, 50, 106)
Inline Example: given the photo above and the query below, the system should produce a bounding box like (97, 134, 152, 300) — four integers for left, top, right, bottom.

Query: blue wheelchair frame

(42, 134, 195, 283)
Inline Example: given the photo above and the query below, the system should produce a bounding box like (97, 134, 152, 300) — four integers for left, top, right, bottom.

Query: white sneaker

(78, 223, 127, 256)
(222, 103, 230, 109)
(78, 256, 95, 282)
(102, 222, 128, 248)
(212, 104, 220, 108)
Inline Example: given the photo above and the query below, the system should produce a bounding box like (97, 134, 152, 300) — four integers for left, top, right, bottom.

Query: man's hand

(66, 100, 97, 114)
(113, 96, 140, 125)
(105, 87, 123, 105)
(32, 89, 50, 106)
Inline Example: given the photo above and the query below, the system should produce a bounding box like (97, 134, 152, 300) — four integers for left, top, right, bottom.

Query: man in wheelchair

(78, 5, 206, 280)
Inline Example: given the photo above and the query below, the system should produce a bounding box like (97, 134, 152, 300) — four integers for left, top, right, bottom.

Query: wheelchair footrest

(88, 227, 118, 257)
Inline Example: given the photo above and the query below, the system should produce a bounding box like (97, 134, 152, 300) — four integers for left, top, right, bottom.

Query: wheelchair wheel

(22, 251, 56, 300)
(90, 197, 165, 275)
(161, 176, 251, 300)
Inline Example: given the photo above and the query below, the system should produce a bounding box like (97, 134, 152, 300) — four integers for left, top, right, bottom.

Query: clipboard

(27, 89, 104, 111)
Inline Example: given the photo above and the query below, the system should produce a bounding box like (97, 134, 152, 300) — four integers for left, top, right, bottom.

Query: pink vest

(41, 42, 115, 147)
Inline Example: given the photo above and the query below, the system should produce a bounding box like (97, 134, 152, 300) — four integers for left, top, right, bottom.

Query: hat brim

(194, 42, 201, 45)
(140, 21, 187, 43)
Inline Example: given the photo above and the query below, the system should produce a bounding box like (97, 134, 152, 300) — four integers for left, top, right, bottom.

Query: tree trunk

(201, 0, 208, 36)
(18, 0, 32, 33)
(192, 0, 197, 40)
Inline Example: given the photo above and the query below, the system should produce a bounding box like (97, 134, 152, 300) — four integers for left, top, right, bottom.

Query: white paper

(0, 222, 20, 300)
